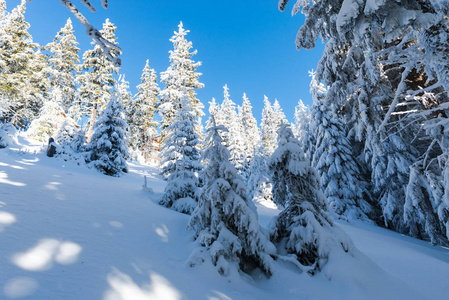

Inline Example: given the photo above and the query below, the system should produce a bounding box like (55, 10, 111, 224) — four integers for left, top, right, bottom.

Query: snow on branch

(38, 0, 122, 67)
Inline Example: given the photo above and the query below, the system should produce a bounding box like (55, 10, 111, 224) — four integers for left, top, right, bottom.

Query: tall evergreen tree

(159, 22, 204, 143)
(131, 60, 160, 161)
(0, 0, 50, 128)
(215, 85, 245, 174)
(77, 18, 121, 140)
(188, 117, 275, 277)
(237, 93, 260, 178)
(260, 96, 277, 155)
(45, 18, 80, 114)
(312, 102, 373, 221)
(159, 92, 202, 214)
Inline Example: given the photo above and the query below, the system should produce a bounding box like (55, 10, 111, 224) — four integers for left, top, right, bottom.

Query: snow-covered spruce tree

(312, 101, 373, 221)
(45, 18, 80, 114)
(269, 123, 354, 274)
(132, 60, 160, 162)
(404, 159, 448, 245)
(260, 96, 278, 155)
(0, 0, 50, 128)
(159, 22, 204, 143)
(77, 18, 120, 140)
(204, 97, 219, 149)
(87, 89, 128, 176)
(26, 91, 66, 142)
(215, 85, 246, 175)
(247, 143, 274, 206)
(292, 100, 311, 149)
(188, 117, 275, 276)
(237, 93, 260, 179)
(159, 92, 202, 214)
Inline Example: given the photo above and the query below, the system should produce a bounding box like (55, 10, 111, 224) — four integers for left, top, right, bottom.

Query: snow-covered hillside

(0, 137, 447, 300)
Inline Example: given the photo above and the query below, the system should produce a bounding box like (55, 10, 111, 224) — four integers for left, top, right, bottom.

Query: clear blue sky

(9, 0, 324, 123)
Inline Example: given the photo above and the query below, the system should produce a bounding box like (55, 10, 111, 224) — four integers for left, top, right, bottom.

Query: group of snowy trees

(0, 0, 160, 176)
(279, 0, 449, 246)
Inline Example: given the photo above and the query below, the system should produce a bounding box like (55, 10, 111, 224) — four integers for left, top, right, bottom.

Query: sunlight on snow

(0, 172, 26, 187)
(12, 239, 82, 271)
(208, 290, 233, 300)
(154, 225, 169, 243)
(3, 277, 39, 299)
(0, 211, 17, 232)
(104, 269, 181, 300)
(0, 161, 26, 170)
(43, 182, 61, 191)
(15, 158, 39, 166)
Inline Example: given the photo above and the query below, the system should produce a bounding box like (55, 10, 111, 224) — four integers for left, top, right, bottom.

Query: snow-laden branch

(29, 0, 121, 67)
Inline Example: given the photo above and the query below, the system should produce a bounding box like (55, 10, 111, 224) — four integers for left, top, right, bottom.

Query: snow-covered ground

(0, 137, 448, 300)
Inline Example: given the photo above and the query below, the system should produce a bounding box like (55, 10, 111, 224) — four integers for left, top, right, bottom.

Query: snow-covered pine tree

(87, 89, 128, 176)
(159, 22, 204, 143)
(26, 90, 66, 142)
(312, 101, 373, 221)
(204, 97, 219, 149)
(404, 159, 448, 245)
(237, 93, 260, 179)
(45, 18, 80, 114)
(77, 18, 120, 140)
(188, 116, 275, 276)
(260, 96, 277, 155)
(272, 99, 287, 126)
(247, 143, 274, 206)
(269, 123, 354, 274)
(0, 0, 50, 128)
(159, 91, 202, 214)
(292, 100, 311, 149)
(133, 60, 160, 162)
(215, 85, 246, 175)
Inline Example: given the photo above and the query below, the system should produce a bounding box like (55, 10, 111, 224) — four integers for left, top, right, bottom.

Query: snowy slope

(0, 136, 447, 300)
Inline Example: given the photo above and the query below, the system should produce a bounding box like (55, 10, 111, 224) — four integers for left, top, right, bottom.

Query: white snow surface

(0, 136, 447, 300)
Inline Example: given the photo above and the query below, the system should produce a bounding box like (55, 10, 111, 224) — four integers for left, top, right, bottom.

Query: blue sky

(9, 0, 324, 123)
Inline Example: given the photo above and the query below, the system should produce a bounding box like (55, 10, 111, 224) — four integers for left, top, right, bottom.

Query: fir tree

(312, 102, 373, 221)
(260, 96, 277, 155)
(215, 85, 245, 174)
(237, 93, 260, 179)
(159, 92, 202, 214)
(77, 18, 121, 140)
(269, 123, 354, 274)
(188, 117, 275, 276)
(131, 60, 160, 161)
(88, 89, 128, 176)
(0, 0, 50, 128)
(159, 22, 204, 143)
(45, 18, 80, 114)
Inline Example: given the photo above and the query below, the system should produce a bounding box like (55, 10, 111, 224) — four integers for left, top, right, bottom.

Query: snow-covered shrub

(0, 123, 18, 148)
(53, 117, 87, 164)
